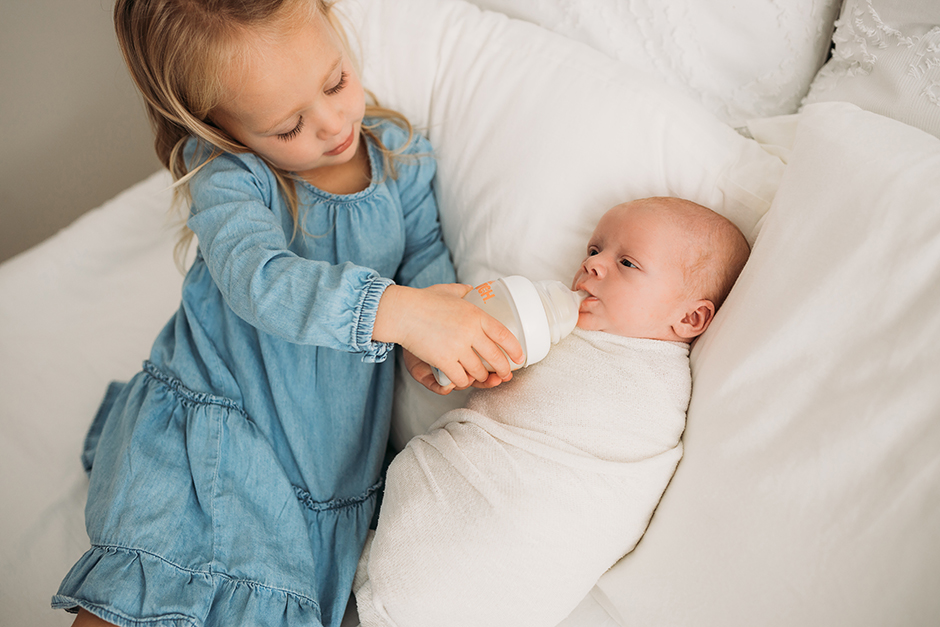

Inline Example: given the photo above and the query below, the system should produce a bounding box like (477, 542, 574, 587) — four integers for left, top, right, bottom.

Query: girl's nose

(314, 105, 345, 139)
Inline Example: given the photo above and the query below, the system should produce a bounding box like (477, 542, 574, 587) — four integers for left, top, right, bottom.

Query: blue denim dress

(52, 119, 455, 627)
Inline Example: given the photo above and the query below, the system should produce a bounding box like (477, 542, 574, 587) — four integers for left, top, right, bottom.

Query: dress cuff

(354, 275, 396, 363)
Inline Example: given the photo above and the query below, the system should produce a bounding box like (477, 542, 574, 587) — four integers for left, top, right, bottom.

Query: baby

(354, 197, 750, 627)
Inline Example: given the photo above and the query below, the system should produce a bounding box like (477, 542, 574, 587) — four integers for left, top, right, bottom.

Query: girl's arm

(185, 135, 522, 382)
(187, 151, 395, 360)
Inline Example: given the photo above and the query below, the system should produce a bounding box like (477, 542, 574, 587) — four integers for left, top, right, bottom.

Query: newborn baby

(354, 197, 750, 627)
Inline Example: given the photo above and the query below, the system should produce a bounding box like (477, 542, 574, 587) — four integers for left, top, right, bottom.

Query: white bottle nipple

(532, 280, 588, 344)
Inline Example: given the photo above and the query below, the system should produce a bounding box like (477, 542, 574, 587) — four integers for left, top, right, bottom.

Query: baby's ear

(674, 300, 716, 340)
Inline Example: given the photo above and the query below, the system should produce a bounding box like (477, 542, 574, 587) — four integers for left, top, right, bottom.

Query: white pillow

(594, 101, 940, 625)
(460, 0, 842, 128)
(341, 0, 786, 447)
(803, 0, 940, 139)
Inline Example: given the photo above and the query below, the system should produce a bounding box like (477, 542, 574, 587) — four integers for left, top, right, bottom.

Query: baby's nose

(584, 255, 605, 277)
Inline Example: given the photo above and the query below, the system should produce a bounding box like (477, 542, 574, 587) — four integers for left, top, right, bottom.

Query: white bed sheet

(0, 171, 181, 625)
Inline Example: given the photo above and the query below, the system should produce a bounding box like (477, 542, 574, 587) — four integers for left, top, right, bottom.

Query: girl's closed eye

(277, 117, 305, 142)
(274, 70, 348, 142)
(325, 71, 348, 96)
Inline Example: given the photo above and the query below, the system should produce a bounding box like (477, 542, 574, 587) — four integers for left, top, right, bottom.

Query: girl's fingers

(471, 339, 515, 379)
(468, 371, 511, 389)
(437, 361, 471, 390)
(418, 371, 456, 395)
(471, 316, 523, 379)
(480, 315, 524, 365)
(439, 346, 504, 390)
(403, 349, 457, 395)
(459, 352, 492, 385)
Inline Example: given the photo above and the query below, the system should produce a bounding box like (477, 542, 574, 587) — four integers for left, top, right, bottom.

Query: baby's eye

(587, 247, 599, 256)
(620, 258, 636, 268)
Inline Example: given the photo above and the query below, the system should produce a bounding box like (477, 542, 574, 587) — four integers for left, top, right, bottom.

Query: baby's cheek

(570, 270, 584, 291)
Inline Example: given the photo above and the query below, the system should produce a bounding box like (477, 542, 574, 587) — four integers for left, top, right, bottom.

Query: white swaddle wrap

(355, 328, 691, 627)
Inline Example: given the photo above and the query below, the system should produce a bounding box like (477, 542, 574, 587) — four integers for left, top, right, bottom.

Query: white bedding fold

(355, 329, 690, 627)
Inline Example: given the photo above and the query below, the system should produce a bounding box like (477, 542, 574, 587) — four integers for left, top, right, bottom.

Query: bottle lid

(500, 275, 551, 365)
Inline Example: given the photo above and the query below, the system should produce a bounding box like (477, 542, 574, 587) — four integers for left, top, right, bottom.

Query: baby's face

(572, 203, 693, 340)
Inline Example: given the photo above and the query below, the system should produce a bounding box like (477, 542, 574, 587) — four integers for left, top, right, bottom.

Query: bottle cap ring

(500, 275, 550, 365)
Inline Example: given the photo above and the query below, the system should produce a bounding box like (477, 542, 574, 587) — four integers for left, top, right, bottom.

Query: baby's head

(572, 197, 750, 343)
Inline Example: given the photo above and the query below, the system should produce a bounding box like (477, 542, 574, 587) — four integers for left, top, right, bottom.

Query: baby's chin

(575, 312, 604, 332)
(576, 313, 644, 339)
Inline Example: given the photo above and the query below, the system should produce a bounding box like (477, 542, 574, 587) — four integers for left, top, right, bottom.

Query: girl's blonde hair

(113, 0, 413, 267)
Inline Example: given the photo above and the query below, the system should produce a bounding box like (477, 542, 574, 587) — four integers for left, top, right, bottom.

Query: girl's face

(571, 203, 694, 340)
(211, 11, 366, 179)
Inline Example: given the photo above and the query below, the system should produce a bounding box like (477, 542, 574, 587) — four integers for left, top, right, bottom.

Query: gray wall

(1, 0, 160, 264)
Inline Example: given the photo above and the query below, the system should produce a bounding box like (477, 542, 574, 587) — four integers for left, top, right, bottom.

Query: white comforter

(355, 329, 690, 627)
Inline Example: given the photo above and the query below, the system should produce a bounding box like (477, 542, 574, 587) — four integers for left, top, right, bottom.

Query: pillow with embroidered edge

(803, 0, 940, 139)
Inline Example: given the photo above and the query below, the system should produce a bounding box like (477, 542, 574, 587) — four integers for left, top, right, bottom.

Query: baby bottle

(433, 276, 587, 386)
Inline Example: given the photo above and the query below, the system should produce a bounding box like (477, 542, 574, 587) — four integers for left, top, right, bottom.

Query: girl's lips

(324, 129, 354, 156)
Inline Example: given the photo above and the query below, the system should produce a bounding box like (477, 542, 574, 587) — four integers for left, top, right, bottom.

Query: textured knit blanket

(355, 328, 691, 627)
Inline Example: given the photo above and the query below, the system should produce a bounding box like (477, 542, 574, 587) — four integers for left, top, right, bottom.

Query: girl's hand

(374, 283, 524, 390)
(402, 349, 512, 395)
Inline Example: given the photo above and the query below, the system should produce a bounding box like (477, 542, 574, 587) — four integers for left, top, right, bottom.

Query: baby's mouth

(575, 283, 594, 298)
(575, 286, 597, 310)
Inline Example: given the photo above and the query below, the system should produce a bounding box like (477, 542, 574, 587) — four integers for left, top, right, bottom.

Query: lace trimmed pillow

(461, 0, 842, 129)
(803, 0, 940, 138)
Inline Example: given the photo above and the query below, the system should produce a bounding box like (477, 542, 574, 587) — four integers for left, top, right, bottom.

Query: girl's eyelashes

(325, 71, 348, 96)
(277, 116, 305, 142)
(274, 71, 348, 142)
(620, 258, 637, 269)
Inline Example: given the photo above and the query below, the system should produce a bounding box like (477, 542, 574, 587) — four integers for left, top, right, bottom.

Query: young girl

(52, 1, 522, 626)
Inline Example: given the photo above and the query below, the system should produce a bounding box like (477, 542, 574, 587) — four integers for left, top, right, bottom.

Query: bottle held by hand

(433, 276, 587, 386)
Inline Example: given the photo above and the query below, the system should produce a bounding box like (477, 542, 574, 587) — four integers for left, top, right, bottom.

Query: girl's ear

(673, 300, 716, 340)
